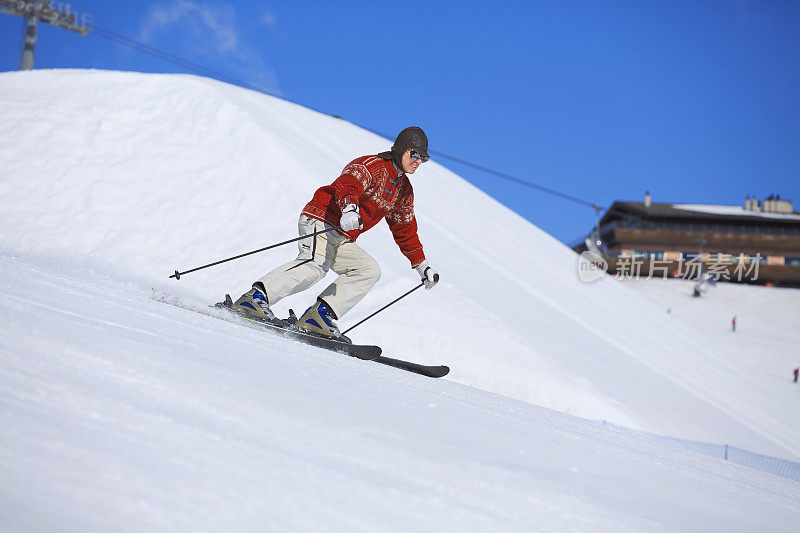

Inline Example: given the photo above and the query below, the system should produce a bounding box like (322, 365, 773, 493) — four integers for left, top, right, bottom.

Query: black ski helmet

(379, 126, 429, 169)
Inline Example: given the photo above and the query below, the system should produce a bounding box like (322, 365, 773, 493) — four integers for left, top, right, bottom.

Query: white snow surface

(1, 70, 800, 529)
(672, 203, 800, 220)
(1, 254, 799, 531)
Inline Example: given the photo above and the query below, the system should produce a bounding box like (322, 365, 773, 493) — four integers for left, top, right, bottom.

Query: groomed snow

(1, 253, 799, 531)
(1, 69, 800, 529)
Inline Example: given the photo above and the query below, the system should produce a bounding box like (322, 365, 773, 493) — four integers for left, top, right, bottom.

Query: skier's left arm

(386, 198, 439, 290)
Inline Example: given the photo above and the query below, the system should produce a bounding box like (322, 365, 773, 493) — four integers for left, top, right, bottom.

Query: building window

(786, 257, 800, 266)
(633, 250, 664, 260)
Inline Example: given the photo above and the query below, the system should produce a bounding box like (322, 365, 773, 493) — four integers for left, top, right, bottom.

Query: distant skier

(732, 316, 736, 333)
(794, 368, 798, 383)
(232, 126, 439, 339)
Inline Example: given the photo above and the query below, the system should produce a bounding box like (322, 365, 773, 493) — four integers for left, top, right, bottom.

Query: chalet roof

(601, 201, 800, 226)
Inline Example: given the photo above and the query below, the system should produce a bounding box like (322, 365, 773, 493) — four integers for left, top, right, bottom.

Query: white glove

(340, 204, 363, 232)
(415, 260, 439, 290)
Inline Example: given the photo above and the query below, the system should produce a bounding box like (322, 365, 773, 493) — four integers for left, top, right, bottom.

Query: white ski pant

(256, 215, 381, 319)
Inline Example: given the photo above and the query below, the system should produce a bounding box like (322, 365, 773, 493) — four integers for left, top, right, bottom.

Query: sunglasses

(410, 150, 430, 163)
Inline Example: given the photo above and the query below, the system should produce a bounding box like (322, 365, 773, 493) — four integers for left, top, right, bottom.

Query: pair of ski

(215, 295, 449, 379)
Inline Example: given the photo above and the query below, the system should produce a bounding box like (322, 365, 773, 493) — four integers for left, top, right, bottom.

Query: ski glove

(415, 260, 439, 290)
(340, 204, 363, 232)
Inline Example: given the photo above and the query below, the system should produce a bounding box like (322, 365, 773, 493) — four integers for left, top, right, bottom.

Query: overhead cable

(90, 25, 604, 212)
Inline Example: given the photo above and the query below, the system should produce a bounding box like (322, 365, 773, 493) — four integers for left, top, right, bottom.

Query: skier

(231, 126, 439, 339)
(732, 315, 736, 333)
(794, 368, 798, 383)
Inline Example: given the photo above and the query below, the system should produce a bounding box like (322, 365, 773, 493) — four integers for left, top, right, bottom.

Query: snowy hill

(2, 68, 800, 529)
(624, 277, 800, 392)
(1, 69, 798, 463)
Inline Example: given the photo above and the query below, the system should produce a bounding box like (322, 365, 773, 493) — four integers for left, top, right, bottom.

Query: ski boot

(232, 285, 277, 323)
(297, 299, 350, 343)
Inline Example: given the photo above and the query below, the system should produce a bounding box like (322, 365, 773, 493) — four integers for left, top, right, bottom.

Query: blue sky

(2, 1, 799, 245)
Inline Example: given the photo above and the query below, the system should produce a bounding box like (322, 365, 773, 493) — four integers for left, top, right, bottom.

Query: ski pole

(342, 273, 439, 336)
(170, 225, 343, 280)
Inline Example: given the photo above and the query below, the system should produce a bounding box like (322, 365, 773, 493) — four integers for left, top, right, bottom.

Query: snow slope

(623, 277, 800, 390)
(2, 254, 799, 531)
(1, 69, 799, 464)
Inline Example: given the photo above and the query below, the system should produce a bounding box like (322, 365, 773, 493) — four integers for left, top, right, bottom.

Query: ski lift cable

(90, 25, 605, 213)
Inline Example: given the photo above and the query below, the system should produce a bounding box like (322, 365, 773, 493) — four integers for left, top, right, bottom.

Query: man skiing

(232, 126, 439, 339)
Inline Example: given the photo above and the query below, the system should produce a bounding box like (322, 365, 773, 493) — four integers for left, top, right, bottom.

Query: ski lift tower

(0, 1, 92, 70)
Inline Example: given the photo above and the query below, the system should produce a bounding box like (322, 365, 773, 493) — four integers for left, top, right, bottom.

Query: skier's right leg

(296, 239, 380, 340)
(233, 216, 336, 319)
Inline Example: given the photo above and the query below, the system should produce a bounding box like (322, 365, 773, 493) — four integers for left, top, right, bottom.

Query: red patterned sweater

(302, 155, 425, 267)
